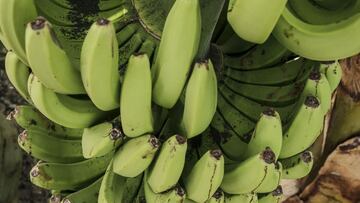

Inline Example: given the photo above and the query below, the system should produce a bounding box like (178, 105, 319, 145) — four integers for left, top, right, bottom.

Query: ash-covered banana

(181, 59, 217, 138)
(152, 0, 201, 109)
(81, 18, 120, 111)
(121, 54, 154, 138)
(147, 134, 187, 193)
(185, 149, 224, 202)
(280, 96, 324, 158)
(280, 151, 313, 179)
(25, 17, 85, 94)
(113, 134, 160, 177)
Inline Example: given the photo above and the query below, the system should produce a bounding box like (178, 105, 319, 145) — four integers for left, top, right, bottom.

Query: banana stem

(108, 8, 129, 23)
(196, 0, 225, 60)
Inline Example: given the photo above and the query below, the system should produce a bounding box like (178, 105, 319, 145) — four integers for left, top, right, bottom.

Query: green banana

(244, 109, 283, 160)
(82, 119, 124, 159)
(4, 51, 31, 103)
(138, 39, 156, 60)
(143, 171, 171, 203)
(205, 189, 225, 203)
(289, 0, 360, 25)
(302, 70, 332, 115)
(273, 6, 360, 60)
(164, 186, 187, 203)
(0, 0, 37, 65)
(119, 32, 145, 66)
(258, 186, 283, 203)
(224, 36, 292, 71)
(120, 54, 154, 137)
(221, 148, 276, 194)
(27, 74, 108, 129)
(151, 0, 201, 108)
(227, 0, 288, 43)
(254, 162, 282, 193)
(280, 96, 324, 158)
(184, 149, 224, 203)
(311, 0, 353, 10)
(219, 84, 297, 123)
(30, 152, 113, 190)
(10, 105, 83, 139)
(18, 130, 83, 163)
(113, 134, 160, 177)
(147, 134, 187, 193)
(25, 17, 85, 94)
(224, 193, 258, 203)
(61, 176, 103, 203)
(216, 24, 254, 55)
(319, 61, 342, 92)
(281, 151, 314, 179)
(181, 59, 217, 138)
(224, 57, 312, 86)
(81, 18, 120, 111)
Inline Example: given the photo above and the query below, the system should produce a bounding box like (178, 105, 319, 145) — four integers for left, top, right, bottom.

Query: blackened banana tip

(301, 151, 312, 163)
(149, 136, 160, 148)
(263, 108, 276, 117)
(212, 189, 223, 199)
(175, 186, 186, 197)
(272, 185, 283, 196)
(305, 96, 320, 108)
(175, 134, 187, 144)
(210, 149, 223, 160)
(31, 17, 46, 30)
(309, 70, 321, 81)
(262, 147, 276, 164)
(96, 18, 110, 26)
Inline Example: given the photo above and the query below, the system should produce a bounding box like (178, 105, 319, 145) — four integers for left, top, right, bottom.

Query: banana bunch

(0, 0, 354, 202)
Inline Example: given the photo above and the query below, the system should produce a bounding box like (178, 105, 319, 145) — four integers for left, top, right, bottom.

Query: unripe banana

(25, 17, 85, 94)
(27, 74, 108, 129)
(98, 161, 125, 203)
(144, 171, 171, 203)
(254, 162, 282, 193)
(120, 53, 154, 137)
(319, 61, 342, 92)
(5, 51, 31, 103)
(61, 177, 103, 203)
(9, 105, 82, 139)
(244, 109, 282, 160)
(164, 186, 187, 203)
(81, 18, 120, 111)
(113, 134, 160, 177)
(302, 70, 332, 115)
(225, 193, 258, 203)
(181, 59, 217, 138)
(280, 96, 324, 158)
(280, 151, 314, 179)
(82, 119, 124, 159)
(0, 0, 37, 65)
(152, 0, 201, 108)
(205, 189, 225, 203)
(185, 149, 224, 203)
(227, 0, 288, 43)
(147, 134, 187, 193)
(221, 148, 276, 194)
(30, 152, 113, 190)
(258, 186, 283, 203)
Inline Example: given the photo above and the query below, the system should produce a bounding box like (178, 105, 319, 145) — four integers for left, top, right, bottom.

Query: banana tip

(31, 17, 46, 30)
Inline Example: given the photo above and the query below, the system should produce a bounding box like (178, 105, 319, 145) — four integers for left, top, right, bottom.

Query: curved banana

(254, 162, 282, 193)
(227, 0, 288, 43)
(273, 6, 360, 61)
(147, 135, 187, 193)
(181, 59, 217, 138)
(164, 186, 187, 203)
(30, 152, 113, 190)
(224, 36, 291, 70)
(258, 186, 283, 203)
(27, 74, 107, 129)
(221, 148, 276, 194)
(61, 176, 103, 203)
(320, 61, 342, 92)
(18, 130, 83, 163)
(244, 109, 283, 160)
(205, 189, 225, 203)
(0, 0, 37, 65)
(113, 134, 160, 177)
(25, 17, 85, 94)
(217, 24, 254, 55)
(225, 193, 258, 203)
(281, 151, 314, 179)
(120, 54, 153, 138)
(4, 51, 31, 103)
(289, 0, 360, 25)
(10, 105, 83, 139)
(302, 70, 332, 114)
(138, 39, 156, 60)
(82, 119, 124, 159)
(184, 150, 224, 203)
(144, 171, 171, 203)
(98, 161, 126, 203)
(280, 96, 324, 158)
(224, 57, 312, 86)
(151, 0, 201, 108)
(81, 18, 120, 111)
